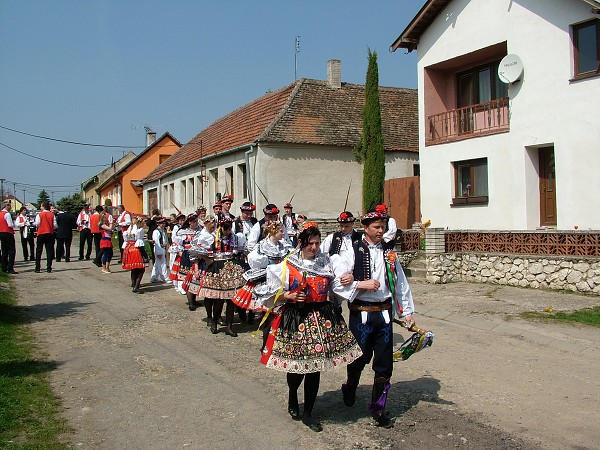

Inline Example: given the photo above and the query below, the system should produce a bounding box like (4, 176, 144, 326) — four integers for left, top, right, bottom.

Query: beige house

(142, 61, 418, 220)
(81, 151, 136, 207)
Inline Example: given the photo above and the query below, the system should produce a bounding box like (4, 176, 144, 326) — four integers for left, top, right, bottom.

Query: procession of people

(4, 197, 420, 433)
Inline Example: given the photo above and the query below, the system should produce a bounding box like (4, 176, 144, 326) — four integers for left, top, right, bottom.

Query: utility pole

(294, 35, 301, 80)
(0, 178, 4, 205)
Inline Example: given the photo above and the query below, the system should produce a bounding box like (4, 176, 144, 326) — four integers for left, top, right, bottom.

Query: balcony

(426, 98, 509, 145)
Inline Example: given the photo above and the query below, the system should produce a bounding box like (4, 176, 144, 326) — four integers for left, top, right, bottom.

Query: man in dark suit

(55, 209, 77, 262)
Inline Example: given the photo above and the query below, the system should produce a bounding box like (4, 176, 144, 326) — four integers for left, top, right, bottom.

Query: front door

(539, 147, 557, 227)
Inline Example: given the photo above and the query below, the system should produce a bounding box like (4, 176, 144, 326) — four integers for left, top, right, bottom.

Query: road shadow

(139, 283, 176, 293)
(0, 359, 61, 377)
(317, 376, 452, 425)
(0, 300, 94, 326)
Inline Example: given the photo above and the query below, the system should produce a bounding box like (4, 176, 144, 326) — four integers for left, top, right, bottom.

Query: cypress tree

(354, 49, 385, 213)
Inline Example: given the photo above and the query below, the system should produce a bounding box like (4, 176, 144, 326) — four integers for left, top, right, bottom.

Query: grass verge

(521, 306, 600, 327)
(0, 272, 71, 448)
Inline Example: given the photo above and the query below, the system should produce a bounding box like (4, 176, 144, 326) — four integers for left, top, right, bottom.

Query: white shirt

(152, 228, 167, 255)
(333, 239, 414, 317)
(2, 209, 15, 228)
(76, 210, 91, 229)
(383, 217, 398, 243)
(247, 221, 263, 252)
(320, 231, 355, 259)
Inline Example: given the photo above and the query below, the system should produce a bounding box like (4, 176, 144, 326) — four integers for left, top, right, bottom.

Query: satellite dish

(498, 54, 523, 84)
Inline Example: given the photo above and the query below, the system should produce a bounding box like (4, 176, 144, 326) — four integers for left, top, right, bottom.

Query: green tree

(57, 193, 85, 215)
(37, 189, 50, 207)
(354, 49, 385, 213)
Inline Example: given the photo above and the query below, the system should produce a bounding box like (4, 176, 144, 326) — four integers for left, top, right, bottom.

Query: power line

(0, 124, 145, 148)
(4, 179, 80, 188)
(0, 141, 109, 168)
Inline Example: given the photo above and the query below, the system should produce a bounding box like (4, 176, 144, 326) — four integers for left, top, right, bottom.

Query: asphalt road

(10, 241, 600, 449)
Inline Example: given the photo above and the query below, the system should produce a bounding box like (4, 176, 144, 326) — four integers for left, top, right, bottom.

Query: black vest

(328, 230, 363, 256)
(235, 216, 257, 234)
(351, 239, 395, 283)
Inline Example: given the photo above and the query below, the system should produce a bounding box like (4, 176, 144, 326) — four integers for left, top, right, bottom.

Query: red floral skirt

(122, 244, 144, 270)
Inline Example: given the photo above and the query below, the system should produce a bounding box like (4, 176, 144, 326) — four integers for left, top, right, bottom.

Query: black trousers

(35, 233, 55, 271)
(56, 236, 73, 261)
(346, 309, 394, 380)
(92, 232, 101, 263)
(79, 228, 92, 258)
(0, 232, 16, 272)
(20, 233, 35, 260)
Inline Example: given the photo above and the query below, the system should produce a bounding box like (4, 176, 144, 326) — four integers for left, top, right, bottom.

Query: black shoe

(93, 261, 102, 267)
(225, 328, 238, 337)
(65, 259, 70, 262)
(210, 322, 218, 334)
(85, 256, 90, 260)
(46, 268, 52, 273)
(288, 395, 301, 420)
(342, 383, 357, 407)
(133, 289, 144, 294)
(373, 413, 395, 428)
(117, 259, 121, 264)
(56, 258, 61, 262)
(78, 257, 84, 260)
(302, 416, 323, 432)
(24, 258, 28, 261)
(34, 269, 41, 273)
(8, 270, 18, 274)
(188, 303, 198, 311)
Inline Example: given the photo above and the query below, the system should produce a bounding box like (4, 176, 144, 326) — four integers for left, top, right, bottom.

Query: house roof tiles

(144, 78, 417, 183)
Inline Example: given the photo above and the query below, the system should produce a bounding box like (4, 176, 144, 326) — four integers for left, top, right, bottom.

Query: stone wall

(427, 253, 600, 295)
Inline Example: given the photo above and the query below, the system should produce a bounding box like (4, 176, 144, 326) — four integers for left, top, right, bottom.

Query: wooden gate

(383, 176, 421, 229)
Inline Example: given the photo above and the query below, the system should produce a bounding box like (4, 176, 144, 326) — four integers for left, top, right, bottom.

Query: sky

(0, 0, 424, 205)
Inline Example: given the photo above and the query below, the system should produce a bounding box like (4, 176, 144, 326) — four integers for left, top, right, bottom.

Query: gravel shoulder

(11, 247, 600, 450)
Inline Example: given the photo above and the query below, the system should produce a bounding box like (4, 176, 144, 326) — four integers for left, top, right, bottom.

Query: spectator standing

(90, 205, 103, 267)
(146, 208, 161, 264)
(76, 204, 93, 260)
(99, 211, 115, 274)
(56, 209, 77, 262)
(116, 205, 131, 263)
(34, 201, 58, 273)
(14, 206, 35, 262)
(0, 202, 17, 274)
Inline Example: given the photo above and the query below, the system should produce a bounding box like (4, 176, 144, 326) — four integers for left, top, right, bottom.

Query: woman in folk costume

(199, 216, 246, 337)
(173, 213, 205, 310)
(233, 221, 293, 312)
(183, 216, 217, 313)
(260, 224, 362, 432)
(121, 216, 148, 294)
(98, 211, 115, 274)
(150, 218, 169, 282)
(168, 213, 186, 295)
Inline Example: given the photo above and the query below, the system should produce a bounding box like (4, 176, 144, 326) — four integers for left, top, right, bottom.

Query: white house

(391, 0, 600, 231)
(142, 60, 419, 220)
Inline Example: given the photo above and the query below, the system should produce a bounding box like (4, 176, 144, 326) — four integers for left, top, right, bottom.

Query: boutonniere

(384, 250, 397, 265)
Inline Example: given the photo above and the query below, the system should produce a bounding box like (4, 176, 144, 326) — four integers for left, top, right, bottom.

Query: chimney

(327, 59, 341, 89)
(146, 129, 157, 147)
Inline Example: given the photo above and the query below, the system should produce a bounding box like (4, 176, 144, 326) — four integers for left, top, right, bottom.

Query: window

(573, 19, 600, 78)
(225, 167, 234, 198)
(239, 164, 248, 198)
(188, 178, 195, 207)
(180, 180, 186, 206)
(457, 61, 508, 108)
(452, 158, 488, 205)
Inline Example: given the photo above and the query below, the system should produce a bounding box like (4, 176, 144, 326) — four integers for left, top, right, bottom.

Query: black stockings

(286, 372, 321, 418)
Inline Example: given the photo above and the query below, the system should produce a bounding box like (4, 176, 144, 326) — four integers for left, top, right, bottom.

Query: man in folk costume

(380, 204, 398, 244)
(14, 206, 35, 262)
(212, 201, 223, 222)
(116, 205, 131, 263)
(333, 205, 415, 428)
(221, 195, 235, 220)
(320, 211, 363, 258)
(0, 202, 17, 274)
(34, 201, 58, 273)
(196, 205, 207, 230)
(233, 201, 257, 240)
(282, 202, 298, 247)
(146, 208, 161, 264)
(77, 203, 93, 260)
(150, 218, 169, 283)
(233, 200, 258, 323)
(247, 203, 279, 252)
(90, 205, 103, 267)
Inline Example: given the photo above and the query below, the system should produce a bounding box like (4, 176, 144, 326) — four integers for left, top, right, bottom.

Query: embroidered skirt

(261, 301, 362, 374)
(198, 259, 245, 299)
(122, 244, 144, 270)
(170, 254, 181, 280)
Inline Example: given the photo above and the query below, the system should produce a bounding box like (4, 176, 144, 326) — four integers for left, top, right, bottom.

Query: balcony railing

(426, 98, 509, 145)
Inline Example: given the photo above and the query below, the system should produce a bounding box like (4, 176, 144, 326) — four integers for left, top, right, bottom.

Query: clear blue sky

(0, 0, 424, 204)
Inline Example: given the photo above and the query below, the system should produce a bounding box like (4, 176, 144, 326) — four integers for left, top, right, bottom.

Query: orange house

(97, 132, 181, 214)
